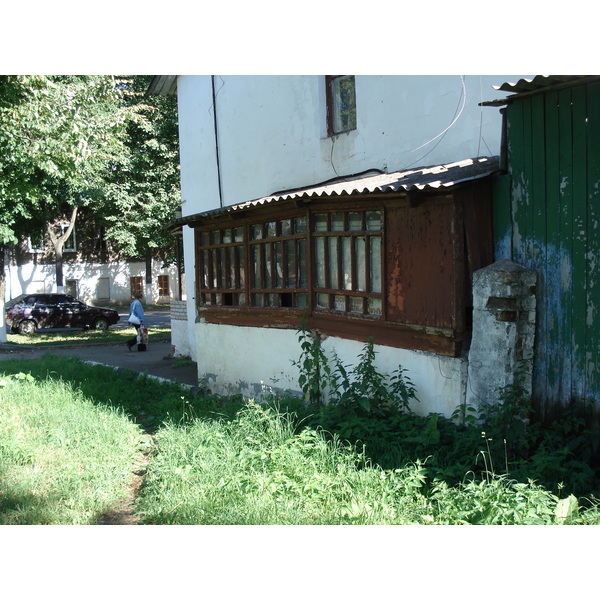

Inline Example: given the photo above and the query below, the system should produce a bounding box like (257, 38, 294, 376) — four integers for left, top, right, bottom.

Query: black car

(5, 293, 120, 334)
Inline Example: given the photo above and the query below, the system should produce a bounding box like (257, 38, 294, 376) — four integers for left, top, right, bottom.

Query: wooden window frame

(326, 75, 357, 137)
(130, 276, 143, 298)
(193, 184, 493, 357)
(158, 274, 170, 297)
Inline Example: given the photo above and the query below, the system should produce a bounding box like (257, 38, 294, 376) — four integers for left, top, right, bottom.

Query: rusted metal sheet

(385, 198, 459, 330)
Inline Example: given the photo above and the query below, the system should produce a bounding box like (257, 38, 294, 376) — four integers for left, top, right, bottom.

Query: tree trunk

(145, 250, 153, 305)
(48, 206, 78, 293)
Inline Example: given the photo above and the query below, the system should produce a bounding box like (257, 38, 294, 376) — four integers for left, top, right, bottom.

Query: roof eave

(167, 156, 501, 231)
(147, 75, 178, 97)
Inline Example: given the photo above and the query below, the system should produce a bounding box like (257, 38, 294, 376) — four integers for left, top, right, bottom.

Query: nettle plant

(293, 327, 418, 414)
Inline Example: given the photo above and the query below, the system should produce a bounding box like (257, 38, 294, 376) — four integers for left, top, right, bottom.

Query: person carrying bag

(126, 293, 146, 351)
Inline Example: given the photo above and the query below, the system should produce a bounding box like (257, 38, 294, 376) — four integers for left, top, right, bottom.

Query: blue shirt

(130, 299, 144, 322)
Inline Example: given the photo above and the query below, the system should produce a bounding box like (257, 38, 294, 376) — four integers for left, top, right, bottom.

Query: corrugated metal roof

(147, 75, 178, 97)
(171, 156, 500, 229)
(493, 75, 591, 93)
(481, 75, 600, 106)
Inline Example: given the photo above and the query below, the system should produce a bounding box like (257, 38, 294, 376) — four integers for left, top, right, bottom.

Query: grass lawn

(5, 326, 171, 347)
(1, 354, 600, 525)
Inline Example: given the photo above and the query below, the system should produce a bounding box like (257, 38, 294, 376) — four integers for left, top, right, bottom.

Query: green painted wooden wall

(493, 81, 600, 416)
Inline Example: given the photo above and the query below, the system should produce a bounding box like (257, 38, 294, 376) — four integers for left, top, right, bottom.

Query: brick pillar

(466, 259, 536, 410)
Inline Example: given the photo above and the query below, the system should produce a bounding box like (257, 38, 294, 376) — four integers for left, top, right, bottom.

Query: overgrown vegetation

(290, 329, 600, 499)
(1, 334, 600, 524)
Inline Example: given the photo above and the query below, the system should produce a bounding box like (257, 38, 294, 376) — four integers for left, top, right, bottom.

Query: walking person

(126, 293, 145, 351)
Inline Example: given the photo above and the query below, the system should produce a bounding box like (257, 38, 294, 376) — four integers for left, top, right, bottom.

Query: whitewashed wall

(175, 75, 529, 407)
(5, 260, 179, 305)
(195, 321, 467, 418)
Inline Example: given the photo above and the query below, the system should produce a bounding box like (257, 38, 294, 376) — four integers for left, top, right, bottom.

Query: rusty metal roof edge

(169, 156, 500, 229)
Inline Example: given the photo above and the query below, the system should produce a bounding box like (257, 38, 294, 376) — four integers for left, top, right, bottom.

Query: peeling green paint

(494, 80, 600, 412)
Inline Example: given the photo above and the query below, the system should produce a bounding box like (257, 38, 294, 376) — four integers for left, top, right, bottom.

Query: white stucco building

(153, 75, 529, 416)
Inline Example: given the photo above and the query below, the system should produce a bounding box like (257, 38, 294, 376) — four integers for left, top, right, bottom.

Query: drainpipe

(211, 75, 224, 208)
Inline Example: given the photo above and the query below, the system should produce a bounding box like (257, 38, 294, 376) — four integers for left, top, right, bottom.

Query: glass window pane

(328, 237, 338, 289)
(349, 212, 362, 231)
(201, 232, 210, 246)
(211, 230, 221, 245)
(252, 293, 263, 307)
(253, 245, 262, 288)
(228, 247, 235, 288)
(295, 217, 307, 234)
(298, 239, 307, 287)
(223, 229, 232, 244)
(275, 241, 283, 288)
(331, 75, 356, 133)
(317, 293, 329, 308)
(234, 227, 244, 242)
(212, 251, 218, 288)
(342, 237, 352, 290)
(237, 246, 245, 287)
(314, 214, 328, 232)
(334, 294, 346, 312)
(264, 244, 272, 289)
(366, 211, 381, 231)
(315, 237, 325, 287)
(252, 224, 263, 240)
(238, 293, 246, 306)
(356, 237, 366, 291)
(370, 237, 381, 293)
(367, 298, 382, 316)
(281, 219, 291, 236)
(349, 296, 363, 313)
(331, 213, 344, 231)
(202, 250, 210, 288)
(219, 248, 226, 288)
(296, 293, 308, 308)
(286, 240, 296, 287)
(266, 222, 277, 238)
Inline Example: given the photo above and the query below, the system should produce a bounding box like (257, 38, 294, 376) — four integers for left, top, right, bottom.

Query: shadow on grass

(0, 353, 244, 434)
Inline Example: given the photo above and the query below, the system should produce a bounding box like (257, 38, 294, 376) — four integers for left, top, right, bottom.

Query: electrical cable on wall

(400, 75, 467, 170)
(211, 75, 225, 208)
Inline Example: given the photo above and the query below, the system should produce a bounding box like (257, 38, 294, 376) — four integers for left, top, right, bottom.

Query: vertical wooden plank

(558, 87, 574, 402)
(542, 90, 561, 406)
(570, 85, 589, 399)
(506, 101, 527, 265)
(531, 92, 550, 407)
(585, 82, 600, 404)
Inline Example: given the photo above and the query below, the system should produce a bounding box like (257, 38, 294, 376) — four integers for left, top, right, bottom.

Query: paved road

(0, 309, 199, 388)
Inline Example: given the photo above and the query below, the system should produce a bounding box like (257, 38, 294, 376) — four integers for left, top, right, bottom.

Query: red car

(5, 293, 120, 334)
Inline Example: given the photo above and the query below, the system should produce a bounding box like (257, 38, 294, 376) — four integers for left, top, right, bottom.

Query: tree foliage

(0, 75, 131, 245)
(0, 75, 180, 256)
(100, 75, 181, 259)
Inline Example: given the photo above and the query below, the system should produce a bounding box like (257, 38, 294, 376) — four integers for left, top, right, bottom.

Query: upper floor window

(60, 224, 76, 252)
(326, 75, 357, 136)
(27, 231, 45, 254)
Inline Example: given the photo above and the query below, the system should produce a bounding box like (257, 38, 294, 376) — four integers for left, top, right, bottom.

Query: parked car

(5, 293, 120, 334)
